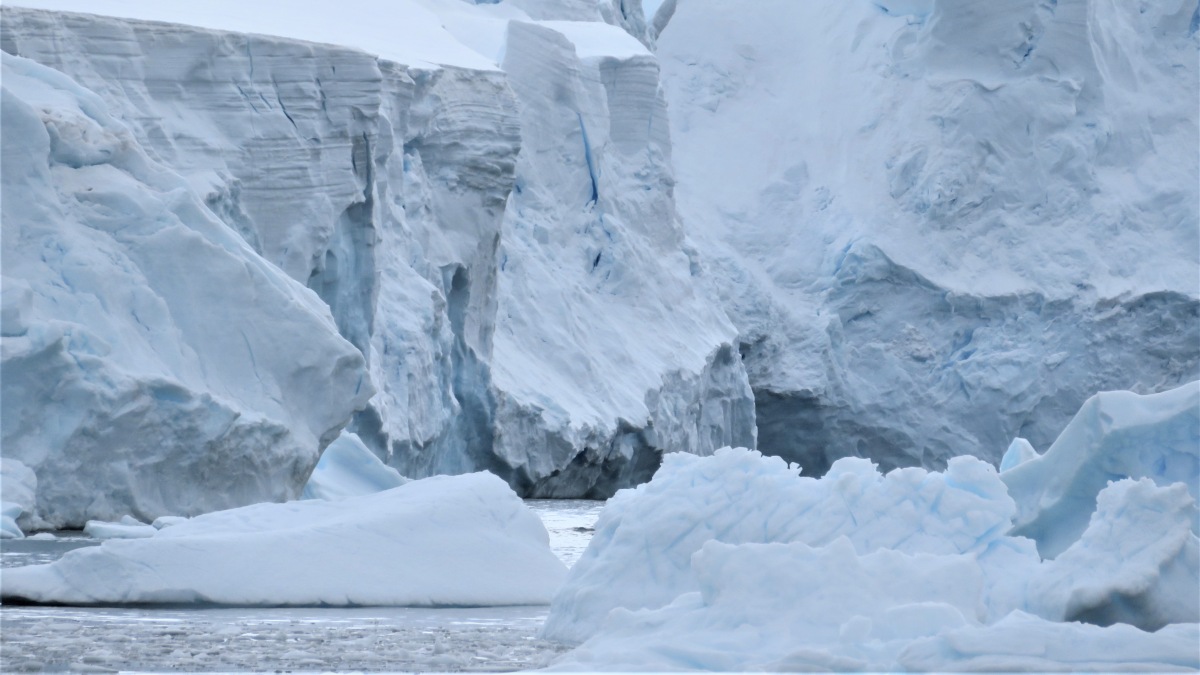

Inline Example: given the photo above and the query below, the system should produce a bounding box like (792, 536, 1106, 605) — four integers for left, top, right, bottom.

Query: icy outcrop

(1002, 381, 1200, 558)
(0, 472, 567, 606)
(543, 445, 1199, 670)
(657, 0, 1200, 474)
(3, 2, 752, 501)
(0, 51, 372, 528)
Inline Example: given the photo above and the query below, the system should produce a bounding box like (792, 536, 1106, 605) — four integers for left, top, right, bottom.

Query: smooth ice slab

(1, 472, 567, 606)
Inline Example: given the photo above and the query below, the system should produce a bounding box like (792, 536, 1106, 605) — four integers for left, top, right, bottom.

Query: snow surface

(1, 472, 567, 606)
(0, 50, 372, 528)
(657, 0, 1200, 475)
(1, 0, 750, 505)
(302, 431, 408, 501)
(544, 444, 1199, 670)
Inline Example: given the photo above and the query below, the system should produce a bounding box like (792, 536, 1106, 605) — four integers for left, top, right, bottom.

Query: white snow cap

(1, 472, 567, 606)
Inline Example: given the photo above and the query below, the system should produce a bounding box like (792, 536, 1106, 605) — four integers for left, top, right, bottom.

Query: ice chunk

(1030, 478, 1199, 630)
(150, 516, 188, 530)
(545, 437, 1199, 670)
(998, 437, 1039, 472)
(83, 516, 157, 540)
(302, 431, 407, 501)
(1002, 381, 1200, 558)
(896, 611, 1200, 673)
(0, 458, 37, 531)
(1, 502, 24, 539)
(541, 446, 1017, 644)
(1, 472, 567, 606)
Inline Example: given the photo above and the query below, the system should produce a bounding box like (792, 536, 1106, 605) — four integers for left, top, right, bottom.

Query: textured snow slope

(0, 52, 371, 528)
(0, 472, 567, 606)
(658, 0, 1200, 474)
(2, 2, 750, 504)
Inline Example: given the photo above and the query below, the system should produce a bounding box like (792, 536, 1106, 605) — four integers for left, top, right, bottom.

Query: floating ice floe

(543, 383, 1200, 670)
(1, 472, 566, 606)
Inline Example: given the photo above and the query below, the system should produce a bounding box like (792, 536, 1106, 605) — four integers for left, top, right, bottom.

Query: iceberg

(0, 472, 567, 606)
(541, 447, 1020, 644)
(544, 446, 1199, 670)
(544, 379, 1200, 670)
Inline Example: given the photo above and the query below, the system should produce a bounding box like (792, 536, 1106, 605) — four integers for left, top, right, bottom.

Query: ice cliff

(656, 0, 1200, 474)
(1, 0, 753, 524)
(1, 51, 372, 529)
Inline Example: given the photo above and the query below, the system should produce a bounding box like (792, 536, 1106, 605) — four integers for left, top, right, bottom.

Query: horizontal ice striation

(658, 0, 1200, 475)
(486, 20, 755, 497)
(3, 5, 752, 500)
(0, 51, 372, 528)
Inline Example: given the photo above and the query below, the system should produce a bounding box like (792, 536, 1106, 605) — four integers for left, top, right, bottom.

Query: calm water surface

(0, 499, 603, 673)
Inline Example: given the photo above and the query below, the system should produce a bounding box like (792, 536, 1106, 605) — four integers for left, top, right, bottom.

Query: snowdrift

(0, 472, 566, 606)
(544, 382, 1200, 670)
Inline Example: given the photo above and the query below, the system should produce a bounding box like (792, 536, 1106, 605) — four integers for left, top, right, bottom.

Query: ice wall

(657, 0, 1200, 474)
(2, 2, 752, 503)
(0, 51, 372, 527)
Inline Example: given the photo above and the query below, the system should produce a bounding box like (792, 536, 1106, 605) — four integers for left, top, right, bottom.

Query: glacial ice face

(0, 51, 372, 528)
(3, 3, 753, 500)
(486, 19, 755, 496)
(657, 0, 1200, 474)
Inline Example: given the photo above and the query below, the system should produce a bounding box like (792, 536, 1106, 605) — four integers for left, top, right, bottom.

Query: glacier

(0, 50, 373, 528)
(0, 472, 567, 606)
(1, 0, 752, 518)
(656, 0, 1200, 475)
